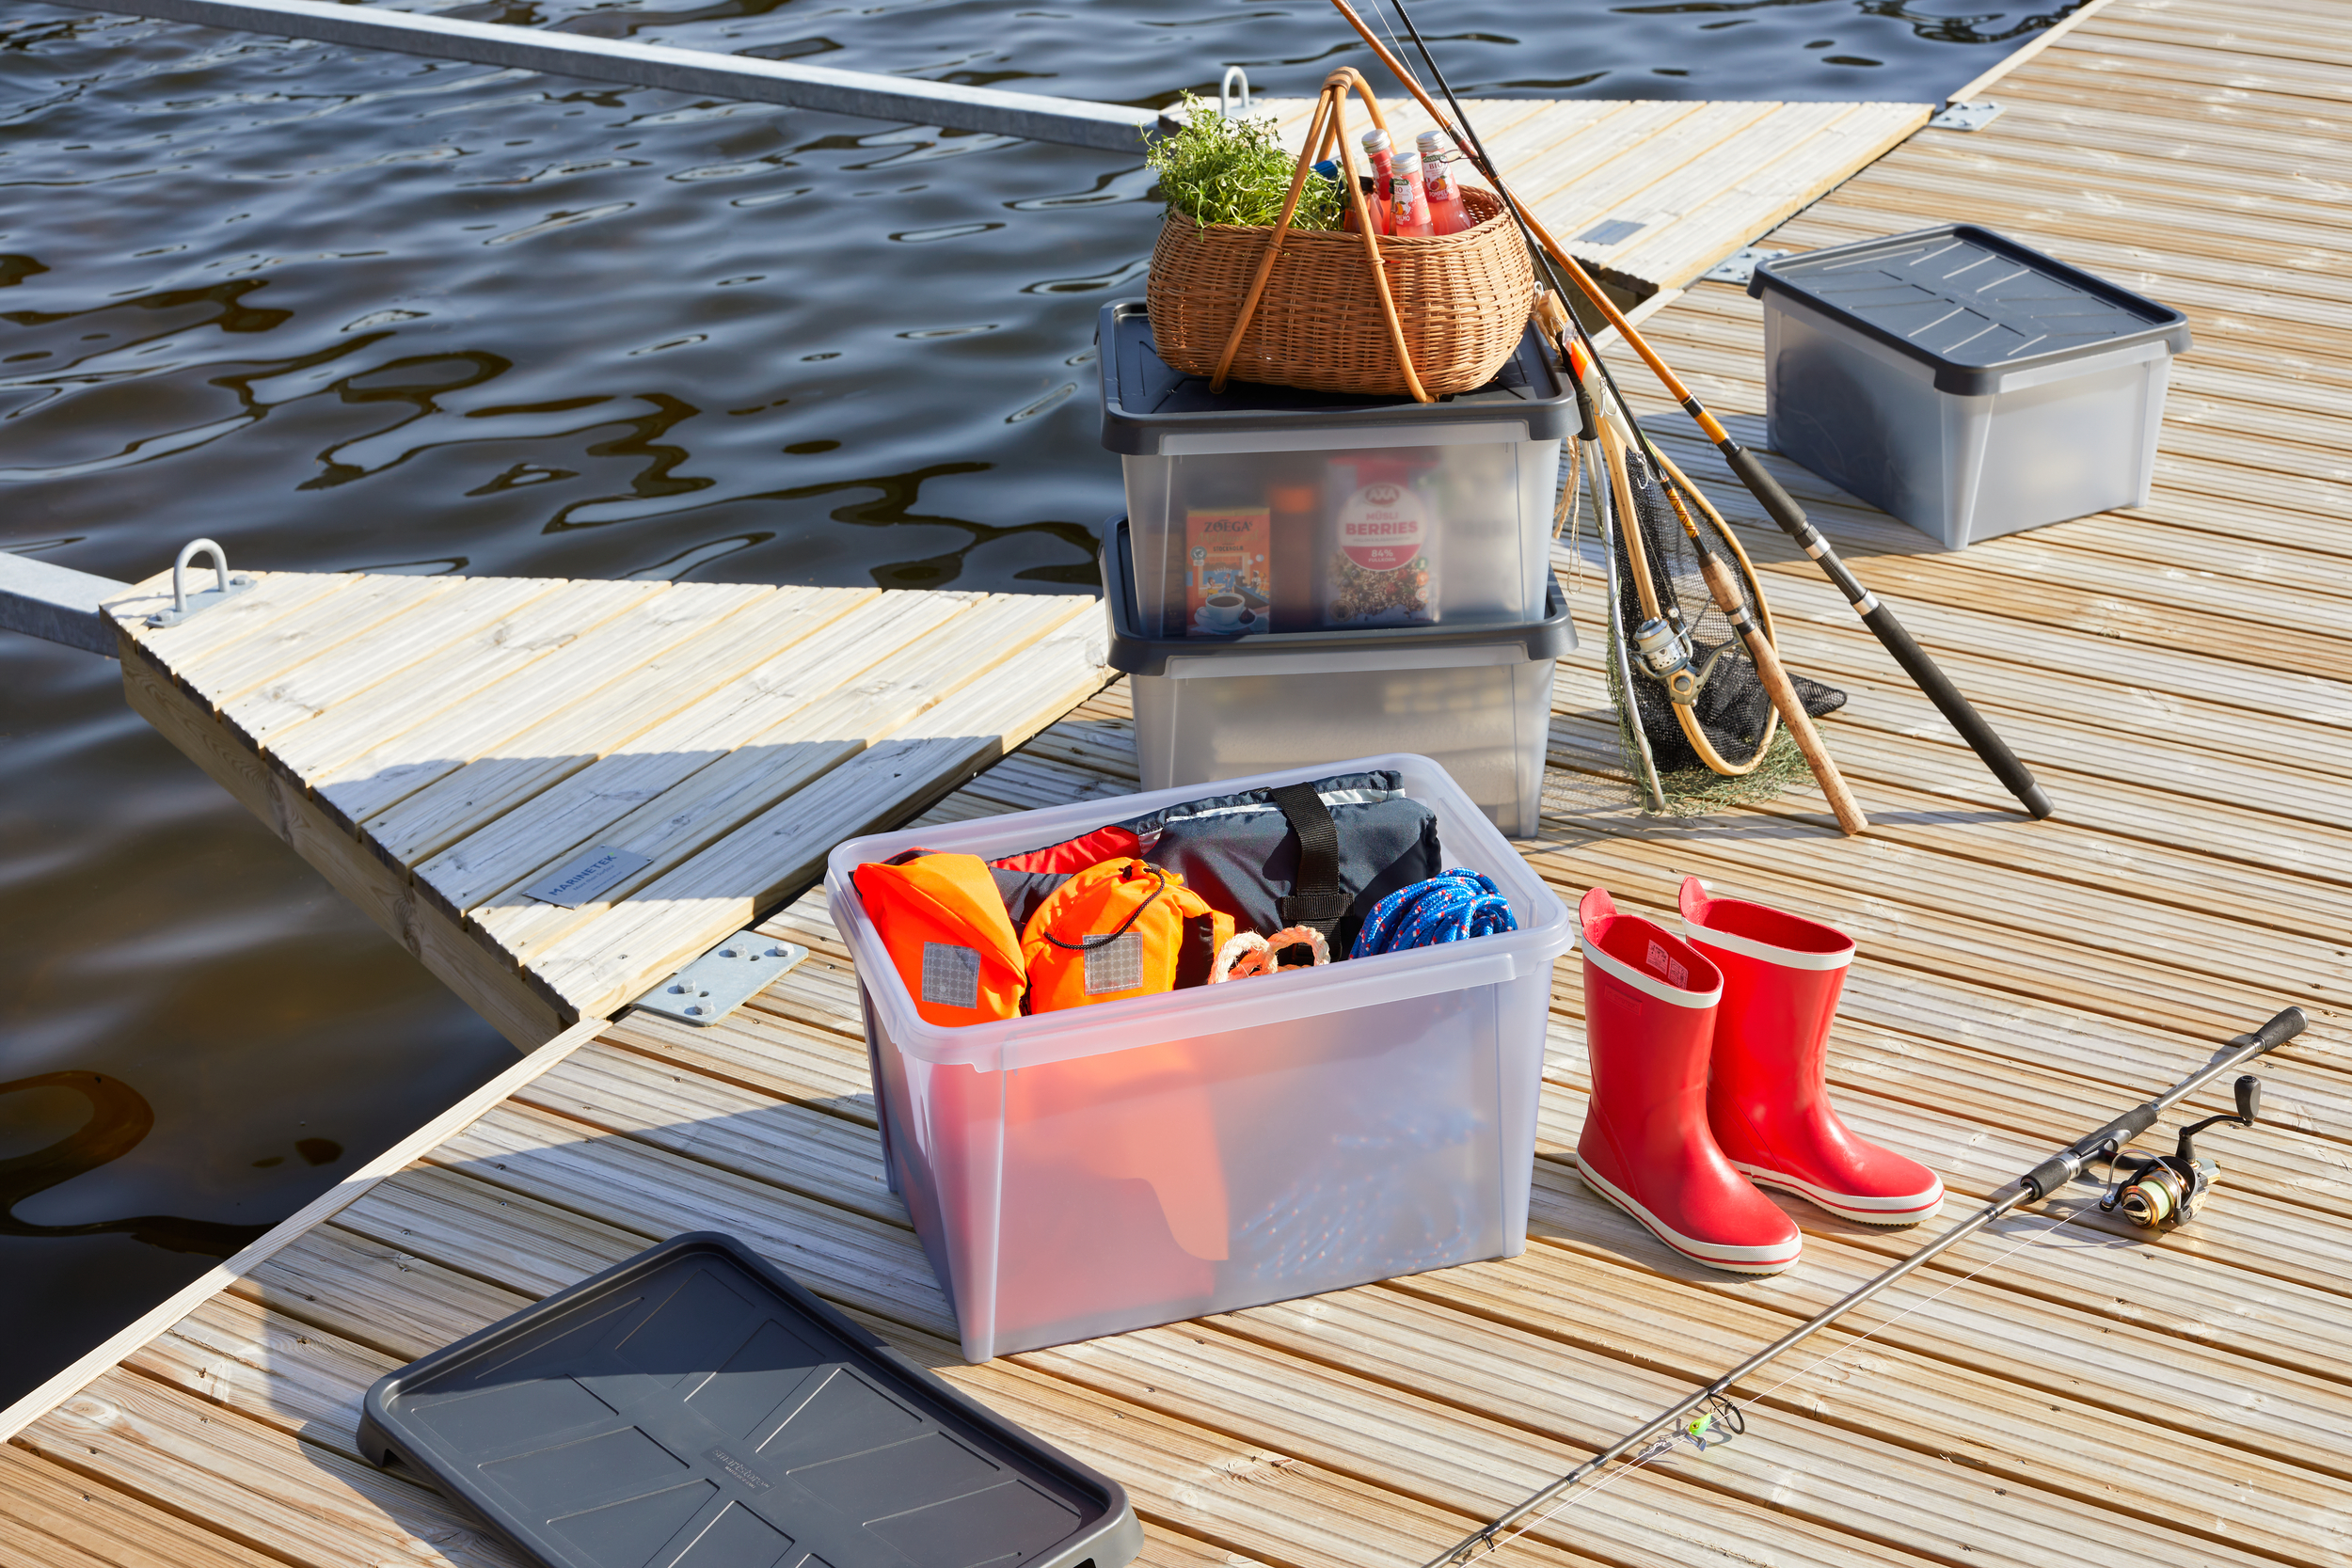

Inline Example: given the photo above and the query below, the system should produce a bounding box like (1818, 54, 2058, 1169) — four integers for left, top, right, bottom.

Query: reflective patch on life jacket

(1084, 931, 1145, 995)
(921, 942, 983, 1009)
(1023, 858, 1232, 1013)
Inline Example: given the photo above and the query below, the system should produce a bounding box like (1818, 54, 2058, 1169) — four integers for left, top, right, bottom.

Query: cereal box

(1326, 466, 1435, 626)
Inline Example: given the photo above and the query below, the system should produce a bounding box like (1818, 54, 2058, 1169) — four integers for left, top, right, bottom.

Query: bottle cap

(1391, 150, 1422, 175)
(1416, 130, 1446, 155)
(1359, 126, 1391, 153)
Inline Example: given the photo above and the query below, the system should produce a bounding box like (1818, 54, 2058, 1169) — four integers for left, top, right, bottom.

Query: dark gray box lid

(1101, 517, 1569, 677)
(1748, 224, 2191, 395)
(358, 1232, 1141, 1568)
(1097, 301, 1576, 453)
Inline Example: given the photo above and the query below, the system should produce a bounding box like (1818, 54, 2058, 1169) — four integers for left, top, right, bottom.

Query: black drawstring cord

(1041, 863, 1169, 950)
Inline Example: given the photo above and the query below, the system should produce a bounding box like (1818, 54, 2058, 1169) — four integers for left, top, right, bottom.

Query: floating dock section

(5, 0, 2349, 1563)
(108, 573, 1106, 1045)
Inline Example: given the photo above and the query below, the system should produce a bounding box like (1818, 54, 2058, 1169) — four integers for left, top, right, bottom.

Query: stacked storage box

(1097, 301, 1577, 836)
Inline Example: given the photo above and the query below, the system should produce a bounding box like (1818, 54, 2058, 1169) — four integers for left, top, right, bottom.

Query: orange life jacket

(851, 853, 1025, 1026)
(1009, 859, 1238, 1268)
(1020, 859, 1232, 1013)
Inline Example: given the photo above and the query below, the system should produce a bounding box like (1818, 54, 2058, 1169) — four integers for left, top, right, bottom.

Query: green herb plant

(1145, 91, 1343, 230)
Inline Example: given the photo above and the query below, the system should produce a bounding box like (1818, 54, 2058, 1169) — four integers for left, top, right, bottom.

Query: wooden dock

(102, 575, 1107, 1046)
(7, 0, 2351, 1563)
(1259, 96, 1931, 308)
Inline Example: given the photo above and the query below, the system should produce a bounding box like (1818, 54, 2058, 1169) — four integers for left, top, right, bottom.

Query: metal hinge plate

(1929, 100, 2005, 132)
(635, 930, 810, 1026)
(1700, 246, 1790, 287)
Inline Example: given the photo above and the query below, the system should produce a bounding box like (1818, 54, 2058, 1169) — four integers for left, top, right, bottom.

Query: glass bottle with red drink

(1417, 130, 1473, 235)
(1388, 149, 1435, 237)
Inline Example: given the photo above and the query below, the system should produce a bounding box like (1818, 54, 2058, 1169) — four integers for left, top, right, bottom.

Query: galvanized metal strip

(633, 930, 809, 1025)
(52, 0, 1168, 151)
(0, 552, 134, 657)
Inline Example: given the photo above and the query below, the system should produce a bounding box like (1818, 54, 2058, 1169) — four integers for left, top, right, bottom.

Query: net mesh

(1594, 439, 1846, 812)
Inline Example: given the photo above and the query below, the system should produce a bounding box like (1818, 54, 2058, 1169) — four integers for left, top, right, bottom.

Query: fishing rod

(1418, 1004, 2307, 1568)
(1325, 0, 2056, 823)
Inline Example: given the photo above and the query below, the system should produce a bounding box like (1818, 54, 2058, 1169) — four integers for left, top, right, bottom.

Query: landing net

(1584, 436, 1844, 814)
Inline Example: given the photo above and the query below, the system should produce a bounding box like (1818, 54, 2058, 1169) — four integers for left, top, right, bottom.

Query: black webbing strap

(1269, 783, 1349, 934)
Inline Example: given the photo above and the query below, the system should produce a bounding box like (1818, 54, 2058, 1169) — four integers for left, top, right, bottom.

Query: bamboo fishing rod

(1419, 1004, 2309, 1568)
(1325, 0, 2056, 822)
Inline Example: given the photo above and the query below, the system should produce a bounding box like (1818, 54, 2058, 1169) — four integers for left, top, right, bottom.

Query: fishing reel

(1631, 616, 1730, 706)
(2099, 1073, 2262, 1230)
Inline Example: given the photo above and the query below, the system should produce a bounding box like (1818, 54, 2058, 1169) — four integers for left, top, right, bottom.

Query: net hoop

(1598, 417, 1778, 778)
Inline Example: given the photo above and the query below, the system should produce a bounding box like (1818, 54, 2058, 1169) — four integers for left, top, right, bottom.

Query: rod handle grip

(2233, 1006, 2308, 1057)
(2024, 1104, 2159, 1200)
(1719, 442, 2055, 821)
(1722, 443, 1810, 538)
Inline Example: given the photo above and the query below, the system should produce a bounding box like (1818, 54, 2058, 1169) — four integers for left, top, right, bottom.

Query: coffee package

(1184, 506, 1271, 635)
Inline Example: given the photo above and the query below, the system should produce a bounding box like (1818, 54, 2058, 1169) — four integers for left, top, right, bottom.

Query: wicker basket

(1148, 186, 1533, 399)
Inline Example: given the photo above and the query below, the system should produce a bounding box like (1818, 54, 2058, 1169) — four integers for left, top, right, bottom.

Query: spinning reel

(1630, 616, 1732, 707)
(2099, 1073, 2263, 1230)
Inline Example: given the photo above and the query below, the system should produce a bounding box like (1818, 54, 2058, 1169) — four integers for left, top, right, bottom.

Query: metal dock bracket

(145, 539, 254, 628)
(1928, 100, 2005, 132)
(635, 931, 810, 1025)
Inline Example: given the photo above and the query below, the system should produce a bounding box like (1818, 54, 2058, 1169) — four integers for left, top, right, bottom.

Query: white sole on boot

(1732, 1163, 1945, 1227)
(1578, 1163, 1801, 1275)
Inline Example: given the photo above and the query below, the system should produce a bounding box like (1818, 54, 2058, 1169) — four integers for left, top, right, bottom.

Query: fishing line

(1476, 1197, 2103, 1566)
(1374, 0, 1668, 478)
(1331, 0, 2052, 820)
(1416, 1006, 2304, 1568)
(1732, 1201, 2121, 1414)
(1371, 0, 1865, 831)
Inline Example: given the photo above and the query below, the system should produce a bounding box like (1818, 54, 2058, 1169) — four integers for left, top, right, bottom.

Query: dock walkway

(104, 576, 1106, 1045)
(1258, 97, 1931, 308)
(7, 0, 2351, 1563)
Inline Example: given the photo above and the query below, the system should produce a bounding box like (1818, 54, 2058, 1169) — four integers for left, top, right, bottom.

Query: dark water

(0, 0, 2080, 1406)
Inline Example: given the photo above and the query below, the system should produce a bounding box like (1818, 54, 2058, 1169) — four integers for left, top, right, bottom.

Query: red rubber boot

(1576, 887, 1802, 1275)
(1680, 877, 1944, 1226)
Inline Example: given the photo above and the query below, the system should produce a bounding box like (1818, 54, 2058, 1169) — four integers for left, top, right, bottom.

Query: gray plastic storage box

(1099, 301, 1573, 639)
(1750, 225, 2190, 548)
(358, 1232, 1141, 1568)
(1103, 520, 1569, 838)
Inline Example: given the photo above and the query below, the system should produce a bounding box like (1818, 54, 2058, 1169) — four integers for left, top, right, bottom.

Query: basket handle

(1208, 69, 1430, 404)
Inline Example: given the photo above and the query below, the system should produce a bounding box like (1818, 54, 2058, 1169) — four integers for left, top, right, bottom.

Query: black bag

(991, 770, 1440, 959)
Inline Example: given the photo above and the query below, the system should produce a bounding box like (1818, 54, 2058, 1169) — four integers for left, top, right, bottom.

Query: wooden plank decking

(1256, 97, 1932, 303)
(97, 575, 1109, 1046)
(7, 0, 2351, 1563)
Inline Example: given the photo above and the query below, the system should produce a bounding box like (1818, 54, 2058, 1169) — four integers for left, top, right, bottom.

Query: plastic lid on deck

(358, 1233, 1141, 1568)
(1097, 300, 1576, 453)
(1747, 224, 2191, 395)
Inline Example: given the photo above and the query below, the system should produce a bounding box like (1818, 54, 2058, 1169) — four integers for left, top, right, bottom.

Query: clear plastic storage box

(1099, 301, 1573, 639)
(1750, 225, 2191, 549)
(826, 753, 1573, 1363)
(1104, 521, 1569, 839)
